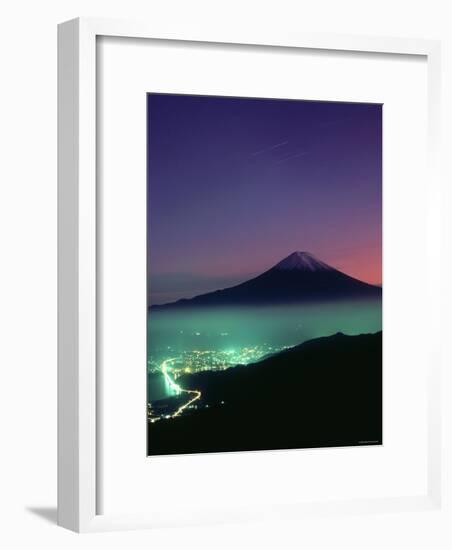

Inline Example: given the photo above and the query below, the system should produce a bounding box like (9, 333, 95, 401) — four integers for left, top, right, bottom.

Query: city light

(148, 343, 292, 422)
(160, 358, 202, 418)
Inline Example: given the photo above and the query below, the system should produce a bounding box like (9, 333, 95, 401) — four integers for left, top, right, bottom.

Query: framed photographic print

(58, 18, 446, 533)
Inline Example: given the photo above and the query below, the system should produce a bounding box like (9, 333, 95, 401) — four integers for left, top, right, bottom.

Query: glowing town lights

(149, 343, 296, 421)
(160, 358, 202, 418)
(149, 343, 292, 377)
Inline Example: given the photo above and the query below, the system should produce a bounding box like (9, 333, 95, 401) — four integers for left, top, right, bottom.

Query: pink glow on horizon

(185, 247, 382, 288)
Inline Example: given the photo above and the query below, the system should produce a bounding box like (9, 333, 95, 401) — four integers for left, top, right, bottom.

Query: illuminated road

(161, 358, 202, 418)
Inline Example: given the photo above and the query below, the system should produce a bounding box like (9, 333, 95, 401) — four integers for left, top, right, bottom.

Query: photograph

(146, 93, 382, 456)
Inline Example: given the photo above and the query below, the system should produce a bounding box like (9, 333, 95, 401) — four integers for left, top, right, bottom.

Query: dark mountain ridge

(148, 331, 382, 455)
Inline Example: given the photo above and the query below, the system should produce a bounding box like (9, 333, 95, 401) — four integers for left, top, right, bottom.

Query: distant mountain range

(151, 251, 381, 309)
(148, 331, 382, 455)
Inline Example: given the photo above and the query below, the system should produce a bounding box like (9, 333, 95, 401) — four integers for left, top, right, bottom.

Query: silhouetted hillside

(148, 331, 382, 455)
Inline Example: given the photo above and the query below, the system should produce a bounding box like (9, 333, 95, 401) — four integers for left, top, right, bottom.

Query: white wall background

(0, 0, 451, 548)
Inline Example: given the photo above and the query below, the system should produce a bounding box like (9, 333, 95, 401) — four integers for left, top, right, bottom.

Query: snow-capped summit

(273, 251, 334, 272)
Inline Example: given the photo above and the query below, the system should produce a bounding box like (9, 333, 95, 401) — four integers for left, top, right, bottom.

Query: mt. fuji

(151, 252, 382, 309)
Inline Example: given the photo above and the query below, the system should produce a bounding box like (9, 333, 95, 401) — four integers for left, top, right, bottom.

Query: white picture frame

(58, 17, 444, 533)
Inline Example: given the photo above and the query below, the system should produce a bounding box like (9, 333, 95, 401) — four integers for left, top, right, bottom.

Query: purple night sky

(147, 94, 382, 305)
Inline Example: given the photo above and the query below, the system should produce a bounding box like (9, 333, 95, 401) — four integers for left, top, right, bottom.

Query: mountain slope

(148, 331, 383, 455)
(151, 251, 381, 309)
